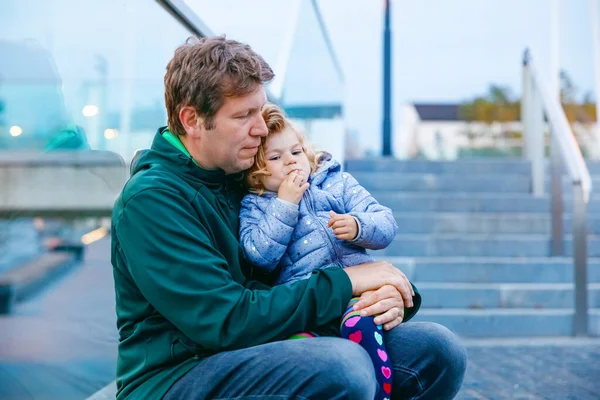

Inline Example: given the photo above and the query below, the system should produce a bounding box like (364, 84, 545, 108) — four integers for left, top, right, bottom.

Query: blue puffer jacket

(239, 155, 398, 285)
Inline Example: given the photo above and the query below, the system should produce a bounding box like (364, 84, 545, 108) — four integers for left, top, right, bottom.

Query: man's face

(198, 85, 268, 174)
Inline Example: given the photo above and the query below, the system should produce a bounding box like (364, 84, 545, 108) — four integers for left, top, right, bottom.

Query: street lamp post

(382, 0, 393, 157)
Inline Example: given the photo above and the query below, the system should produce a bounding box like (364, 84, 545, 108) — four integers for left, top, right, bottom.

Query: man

(111, 36, 466, 399)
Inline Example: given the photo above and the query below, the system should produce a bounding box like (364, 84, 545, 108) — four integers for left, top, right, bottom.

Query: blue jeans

(163, 322, 468, 400)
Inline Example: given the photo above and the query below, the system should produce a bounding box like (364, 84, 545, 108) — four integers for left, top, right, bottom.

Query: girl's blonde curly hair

(246, 103, 323, 195)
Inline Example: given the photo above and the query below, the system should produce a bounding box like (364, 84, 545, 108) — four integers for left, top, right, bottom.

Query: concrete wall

(0, 151, 128, 218)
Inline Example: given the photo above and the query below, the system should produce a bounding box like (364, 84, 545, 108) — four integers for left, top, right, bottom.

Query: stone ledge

(0, 151, 128, 217)
(0, 250, 79, 314)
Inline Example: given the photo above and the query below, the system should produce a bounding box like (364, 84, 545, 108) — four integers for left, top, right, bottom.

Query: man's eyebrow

(249, 104, 265, 113)
(233, 106, 260, 116)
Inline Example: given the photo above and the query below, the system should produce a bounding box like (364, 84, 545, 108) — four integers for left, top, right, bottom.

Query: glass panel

(1, 2, 346, 398)
(184, 0, 343, 107)
(183, 0, 291, 70)
(1, 0, 191, 159)
(184, 0, 346, 162)
(281, 1, 345, 162)
(279, 1, 343, 107)
(0, 1, 193, 398)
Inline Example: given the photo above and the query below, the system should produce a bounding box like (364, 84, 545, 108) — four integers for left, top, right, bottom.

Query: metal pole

(572, 182, 589, 336)
(523, 49, 545, 197)
(550, 135, 564, 255)
(549, 0, 564, 255)
(550, 0, 560, 97)
(522, 50, 531, 160)
(382, 0, 393, 156)
(530, 84, 545, 197)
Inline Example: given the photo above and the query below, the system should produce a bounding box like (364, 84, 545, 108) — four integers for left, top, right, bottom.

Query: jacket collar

(130, 127, 244, 189)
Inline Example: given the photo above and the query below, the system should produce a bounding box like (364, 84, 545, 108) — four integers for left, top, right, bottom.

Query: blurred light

(104, 128, 119, 139)
(82, 105, 99, 117)
(81, 226, 108, 245)
(9, 125, 23, 137)
(33, 217, 45, 231)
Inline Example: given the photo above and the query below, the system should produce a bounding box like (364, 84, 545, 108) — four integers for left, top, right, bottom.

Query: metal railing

(521, 49, 592, 336)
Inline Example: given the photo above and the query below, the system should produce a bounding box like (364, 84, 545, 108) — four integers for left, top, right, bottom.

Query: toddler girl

(240, 103, 398, 400)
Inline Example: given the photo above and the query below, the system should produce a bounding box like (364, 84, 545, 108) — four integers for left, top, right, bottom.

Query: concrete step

(352, 172, 600, 193)
(375, 234, 600, 257)
(416, 282, 600, 309)
(382, 257, 600, 284)
(346, 158, 600, 175)
(373, 192, 600, 213)
(393, 213, 600, 234)
(411, 308, 600, 337)
(355, 173, 531, 192)
(347, 159, 533, 174)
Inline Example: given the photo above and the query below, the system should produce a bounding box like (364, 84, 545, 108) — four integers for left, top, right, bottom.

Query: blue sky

(321, 0, 595, 102)
(319, 0, 596, 151)
(190, 0, 597, 152)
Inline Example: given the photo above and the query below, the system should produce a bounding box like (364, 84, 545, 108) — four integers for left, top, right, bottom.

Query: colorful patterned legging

(290, 297, 392, 400)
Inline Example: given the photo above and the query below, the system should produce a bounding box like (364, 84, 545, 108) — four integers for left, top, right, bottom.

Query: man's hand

(328, 211, 358, 241)
(353, 285, 411, 331)
(278, 171, 309, 204)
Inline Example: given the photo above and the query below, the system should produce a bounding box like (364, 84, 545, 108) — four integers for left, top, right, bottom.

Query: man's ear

(179, 106, 204, 137)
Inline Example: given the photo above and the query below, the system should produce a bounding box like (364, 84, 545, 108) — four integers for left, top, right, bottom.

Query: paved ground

(1, 238, 599, 399)
(0, 239, 118, 400)
(459, 339, 600, 399)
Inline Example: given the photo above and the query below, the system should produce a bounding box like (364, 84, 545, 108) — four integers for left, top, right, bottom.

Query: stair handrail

(521, 48, 592, 336)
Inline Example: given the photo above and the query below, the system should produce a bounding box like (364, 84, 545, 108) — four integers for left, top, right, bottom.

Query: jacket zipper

(304, 190, 342, 265)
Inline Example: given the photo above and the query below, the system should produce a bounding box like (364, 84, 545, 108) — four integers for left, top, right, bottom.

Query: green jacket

(111, 127, 421, 399)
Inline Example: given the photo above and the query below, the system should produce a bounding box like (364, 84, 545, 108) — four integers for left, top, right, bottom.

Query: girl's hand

(278, 171, 309, 204)
(328, 211, 358, 241)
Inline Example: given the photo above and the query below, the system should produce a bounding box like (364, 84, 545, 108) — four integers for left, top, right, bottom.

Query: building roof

(413, 102, 596, 123)
(414, 104, 462, 121)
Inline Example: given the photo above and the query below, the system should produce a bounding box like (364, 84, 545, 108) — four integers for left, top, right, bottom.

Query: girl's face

(261, 127, 311, 192)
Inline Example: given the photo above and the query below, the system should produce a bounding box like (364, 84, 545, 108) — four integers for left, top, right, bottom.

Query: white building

(396, 102, 599, 160)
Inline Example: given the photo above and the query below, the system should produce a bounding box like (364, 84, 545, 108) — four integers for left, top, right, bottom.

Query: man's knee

(423, 322, 467, 377)
(298, 338, 377, 399)
(387, 322, 467, 398)
(416, 322, 468, 395)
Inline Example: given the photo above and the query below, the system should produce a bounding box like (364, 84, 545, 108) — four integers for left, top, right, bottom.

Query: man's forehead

(226, 85, 267, 109)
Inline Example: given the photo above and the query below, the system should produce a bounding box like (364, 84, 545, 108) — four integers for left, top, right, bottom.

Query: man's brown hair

(164, 35, 274, 136)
